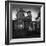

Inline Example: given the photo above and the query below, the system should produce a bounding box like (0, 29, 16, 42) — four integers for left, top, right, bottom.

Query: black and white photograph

(12, 5, 40, 38)
(5, 1, 45, 45)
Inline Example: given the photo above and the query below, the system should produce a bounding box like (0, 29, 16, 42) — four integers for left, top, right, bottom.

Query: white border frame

(7, 2, 45, 43)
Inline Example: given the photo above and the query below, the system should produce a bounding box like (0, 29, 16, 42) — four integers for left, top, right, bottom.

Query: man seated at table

(24, 11, 33, 37)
